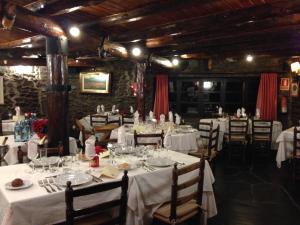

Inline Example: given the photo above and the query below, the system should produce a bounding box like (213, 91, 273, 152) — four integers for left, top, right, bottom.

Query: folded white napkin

(163, 127, 172, 149)
(96, 105, 101, 114)
(256, 108, 260, 119)
(237, 108, 241, 118)
(117, 126, 126, 145)
(149, 111, 154, 120)
(134, 111, 140, 124)
(169, 111, 173, 122)
(85, 136, 96, 158)
(101, 105, 105, 112)
(218, 107, 223, 115)
(130, 106, 134, 114)
(15, 106, 21, 116)
(160, 114, 165, 123)
(175, 113, 181, 125)
(112, 105, 116, 113)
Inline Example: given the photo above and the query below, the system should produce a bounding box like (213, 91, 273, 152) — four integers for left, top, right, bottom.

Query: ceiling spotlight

(246, 54, 253, 62)
(131, 47, 141, 57)
(172, 58, 179, 66)
(69, 26, 80, 37)
(40, 4, 44, 8)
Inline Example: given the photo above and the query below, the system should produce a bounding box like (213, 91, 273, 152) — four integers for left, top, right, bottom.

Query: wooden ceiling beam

(112, 0, 300, 42)
(0, 35, 44, 49)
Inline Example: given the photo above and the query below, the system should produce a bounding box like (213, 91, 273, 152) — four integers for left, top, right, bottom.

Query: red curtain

(153, 75, 169, 119)
(256, 73, 278, 120)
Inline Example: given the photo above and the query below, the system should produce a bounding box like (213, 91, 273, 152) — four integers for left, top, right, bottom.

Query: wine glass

(39, 147, 48, 173)
(27, 153, 38, 174)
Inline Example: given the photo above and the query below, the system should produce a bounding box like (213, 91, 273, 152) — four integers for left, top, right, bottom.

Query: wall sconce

(291, 62, 300, 74)
(130, 82, 138, 96)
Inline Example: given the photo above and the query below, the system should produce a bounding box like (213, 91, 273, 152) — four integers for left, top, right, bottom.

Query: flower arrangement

(32, 119, 48, 139)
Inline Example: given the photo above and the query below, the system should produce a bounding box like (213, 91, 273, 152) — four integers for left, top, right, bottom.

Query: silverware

(38, 180, 51, 193)
(48, 178, 62, 191)
(43, 179, 56, 192)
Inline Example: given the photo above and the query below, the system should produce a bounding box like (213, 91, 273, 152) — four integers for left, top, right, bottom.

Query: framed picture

(280, 78, 290, 91)
(291, 81, 299, 97)
(0, 76, 4, 104)
(80, 71, 111, 94)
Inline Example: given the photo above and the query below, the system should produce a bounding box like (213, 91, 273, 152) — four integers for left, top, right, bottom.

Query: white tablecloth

(0, 150, 217, 225)
(3, 135, 78, 165)
(108, 127, 199, 154)
(275, 127, 295, 168)
(199, 118, 282, 150)
(1, 120, 15, 134)
(1, 135, 27, 165)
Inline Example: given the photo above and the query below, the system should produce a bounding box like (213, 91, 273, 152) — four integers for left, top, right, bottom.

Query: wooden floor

(208, 152, 300, 225)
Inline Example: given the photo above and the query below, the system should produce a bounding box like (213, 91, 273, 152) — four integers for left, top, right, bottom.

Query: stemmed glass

(27, 153, 38, 174)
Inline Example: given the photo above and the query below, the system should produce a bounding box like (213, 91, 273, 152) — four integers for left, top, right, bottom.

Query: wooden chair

(251, 119, 273, 163)
(153, 158, 205, 225)
(0, 136, 8, 166)
(198, 120, 213, 141)
(65, 170, 128, 225)
(134, 130, 164, 147)
(108, 117, 121, 127)
(227, 118, 249, 163)
(292, 127, 300, 181)
(75, 119, 93, 153)
(90, 114, 108, 127)
(122, 115, 134, 125)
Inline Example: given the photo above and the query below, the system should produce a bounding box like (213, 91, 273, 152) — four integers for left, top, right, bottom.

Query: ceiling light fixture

(131, 47, 142, 57)
(246, 54, 253, 62)
(172, 58, 179, 66)
(69, 26, 80, 37)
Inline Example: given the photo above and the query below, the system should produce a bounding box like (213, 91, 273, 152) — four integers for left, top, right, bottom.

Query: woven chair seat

(74, 212, 112, 225)
(153, 200, 200, 224)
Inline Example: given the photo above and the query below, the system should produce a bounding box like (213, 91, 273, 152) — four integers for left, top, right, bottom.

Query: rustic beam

(0, 35, 44, 49)
(0, 58, 46, 66)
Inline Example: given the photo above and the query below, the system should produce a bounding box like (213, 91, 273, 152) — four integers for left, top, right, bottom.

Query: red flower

(32, 119, 48, 138)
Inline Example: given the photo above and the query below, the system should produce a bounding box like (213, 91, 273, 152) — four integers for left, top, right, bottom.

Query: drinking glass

(39, 148, 48, 173)
(27, 153, 38, 174)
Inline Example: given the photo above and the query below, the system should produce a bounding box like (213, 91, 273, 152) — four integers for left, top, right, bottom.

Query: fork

(43, 179, 56, 192)
(48, 178, 62, 191)
(38, 180, 51, 193)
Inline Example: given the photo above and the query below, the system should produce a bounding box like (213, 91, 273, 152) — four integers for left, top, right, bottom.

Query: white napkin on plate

(163, 127, 172, 149)
(101, 105, 105, 112)
(160, 114, 165, 123)
(237, 108, 241, 118)
(218, 107, 223, 115)
(130, 106, 134, 114)
(169, 111, 173, 122)
(112, 105, 116, 113)
(175, 114, 181, 125)
(117, 126, 126, 145)
(149, 111, 154, 120)
(96, 105, 101, 114)
(134, 111, 139, 124)
(256, 108, 260, 119)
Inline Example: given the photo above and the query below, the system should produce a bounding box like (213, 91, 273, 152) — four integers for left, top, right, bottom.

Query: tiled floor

(208, 153, 300, 225)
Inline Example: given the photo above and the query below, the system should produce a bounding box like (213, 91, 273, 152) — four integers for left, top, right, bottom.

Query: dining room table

(199, 118, 282, 151)
(0, 148, 217, 225)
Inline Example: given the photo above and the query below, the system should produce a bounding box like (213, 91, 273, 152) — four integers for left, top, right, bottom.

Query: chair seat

(229, 135, 247, 144)
(74, 212, 112, 225)
(189, 148, 217, 161)
(253, 135, 270, 141)
(153, 200, 200, 224)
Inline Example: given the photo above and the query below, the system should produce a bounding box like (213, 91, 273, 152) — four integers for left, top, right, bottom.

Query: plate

(5, 180, 33, 190)
(55, 171, 93, 186)
(32, 156, 60, 167)
(146, 157, 174, 167)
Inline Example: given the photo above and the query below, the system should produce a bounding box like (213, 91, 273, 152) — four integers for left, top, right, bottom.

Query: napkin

(96, 105, 101, 114)
(101, 104, 105, 112)
(236, 108, 241, 118)
(241, 107, 246, 117)
(256, 108, 260, 119)
(130, 106, 134, 114)
(101, 165, 120, 178)
(15, 106, 21, 116)
(117, 126, 126, 145)
(85, 136, 96, 158)
(218, 107, 223, 115)
(163, 127, 172, 149)
(169, 111, 174, 122)
(175, 113, 181, 125)
(134, 111, 140, 124)
(112, 105, 116, 113)
(149, 111, 154, 120)
(160, 114, 165, 123)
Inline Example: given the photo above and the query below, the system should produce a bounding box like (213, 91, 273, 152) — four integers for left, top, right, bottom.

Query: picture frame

(80, 71, 111, 94)
(0, 76, 4, 104)
(291, 81, 299, 97)
(280, 78, 290, 91)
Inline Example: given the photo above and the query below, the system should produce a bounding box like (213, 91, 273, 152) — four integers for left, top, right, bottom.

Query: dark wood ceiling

(1, 0, 300, 62)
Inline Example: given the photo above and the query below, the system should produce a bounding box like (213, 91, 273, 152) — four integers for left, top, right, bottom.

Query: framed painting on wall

(291, 81, 299, 97)
(280, 78, 290, 91)
(80, 71, 111, 94)
(0, 76, 4, 104)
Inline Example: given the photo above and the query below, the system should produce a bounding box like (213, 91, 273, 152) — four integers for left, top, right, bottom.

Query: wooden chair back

(122, 115, 134, 125)
(65, 171, 129, 225)
(207, 125, 220, 157)
(170, 157, 205, 222)
(133, 130, 164, 147)
(252, 119, 273, 142)
(293, 127, 300, 158)
(90, 114, 108, 126)
(108, 117, 121, 127)
(229, 118, 249, 142)
(198, 120, 213, 141)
